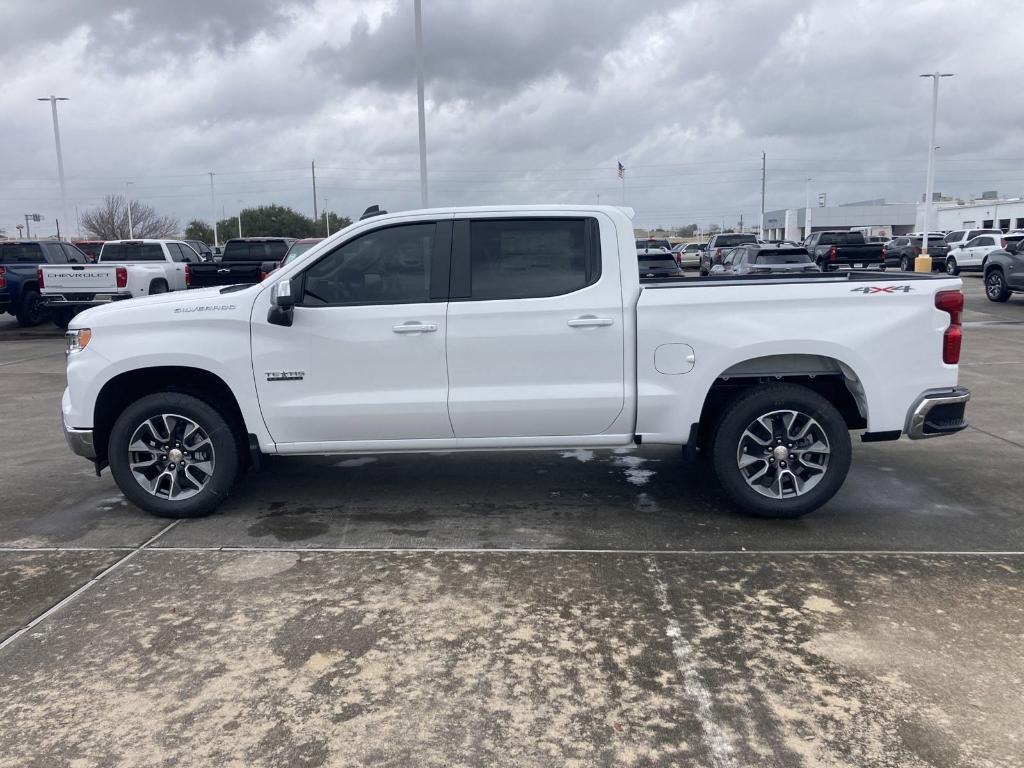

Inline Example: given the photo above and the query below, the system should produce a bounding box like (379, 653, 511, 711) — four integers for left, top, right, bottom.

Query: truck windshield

(756, 249, 811, 264)
(100, 243, 164, 261)
(817, 232, 865, 245)
(223, 241, 289, 261)
(714, 235, 756, 246)
(638, 253, 677, 267)
(0, 243, 44, 263)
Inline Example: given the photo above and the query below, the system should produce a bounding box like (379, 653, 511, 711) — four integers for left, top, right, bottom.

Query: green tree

(184, 219, 215, 244)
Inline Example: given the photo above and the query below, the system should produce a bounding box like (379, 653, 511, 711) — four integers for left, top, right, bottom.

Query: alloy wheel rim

(128, 414, 216, 501)
(987, 273, 1003, 297)
(736, 410, 830, 499)
(946, 259, 956, 274)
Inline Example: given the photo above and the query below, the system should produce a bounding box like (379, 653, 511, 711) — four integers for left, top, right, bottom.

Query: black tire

(149, 280, 169, 295)
(900, 256, 912, 272)
(15, 289, 49, 327)
(985, 268, 1011, 303)
(945, 256, 960, 276)
(710, 383, 852, 518)
(52, 308, 77, 329)
(108, 392, 240, 518)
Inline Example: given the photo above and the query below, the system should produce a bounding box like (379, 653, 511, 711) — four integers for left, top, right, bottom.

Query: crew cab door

(250, 218, 454, 445)
(445, 215, 625, 438)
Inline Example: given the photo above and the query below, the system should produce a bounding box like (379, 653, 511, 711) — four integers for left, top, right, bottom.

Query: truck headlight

(65, 328, 92, 355)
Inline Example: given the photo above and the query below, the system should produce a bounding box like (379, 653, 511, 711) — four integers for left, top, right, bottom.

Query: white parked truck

(41, 239, 200, 327)
(60, 205, 970, 519)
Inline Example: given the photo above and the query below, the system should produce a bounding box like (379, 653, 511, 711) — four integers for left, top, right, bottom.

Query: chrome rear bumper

(905, 387, 970, 439)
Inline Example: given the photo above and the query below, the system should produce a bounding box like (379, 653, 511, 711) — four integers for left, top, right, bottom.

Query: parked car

(883, 237, 951, 272)
(635, 238, 672, 252)
(943, 229, 1002, 251)
(183, 240, 214, 262)
(0, 240, 87, 326)
(803, 231, 884, 272)
(710, 244, 820, 276)
(670, 242, 703, 268)
(983, 237, 1024, 302)
(60, 204, 969, 521)
(699, 233, 758, 275)
(72, 240, 105, 263)
(40, 239, 198, 327)
(945, 234, 1004, 276)
(188, 237, 295, 289)
(638, 248, 684, 278)
(282, 237, 324, 265)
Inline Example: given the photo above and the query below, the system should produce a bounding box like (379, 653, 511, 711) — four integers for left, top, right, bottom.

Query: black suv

(699, 233, 758, 275)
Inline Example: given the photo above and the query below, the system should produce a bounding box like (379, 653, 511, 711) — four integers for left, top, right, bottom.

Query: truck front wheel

(711, 384, 851, 518)
(108, 392, 240, 518)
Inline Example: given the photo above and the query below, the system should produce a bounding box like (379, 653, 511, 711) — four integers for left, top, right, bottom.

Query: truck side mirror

(268, 279, 295, 327)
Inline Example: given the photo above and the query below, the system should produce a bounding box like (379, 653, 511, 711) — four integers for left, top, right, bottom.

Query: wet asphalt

(1, 274, 1022, 767)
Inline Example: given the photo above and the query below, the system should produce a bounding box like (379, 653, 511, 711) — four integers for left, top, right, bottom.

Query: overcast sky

(3, 0, 1023, 238)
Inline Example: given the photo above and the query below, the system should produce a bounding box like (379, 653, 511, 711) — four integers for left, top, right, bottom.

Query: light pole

(918, 72, 954, 272)
(125, 181, 135, 239)
(237, 201, 244, 238)
(208, 172, 218, 248)
(37, 96, 69, 240)
(804, 178, 813, 242)
(414, 0, 429, 207)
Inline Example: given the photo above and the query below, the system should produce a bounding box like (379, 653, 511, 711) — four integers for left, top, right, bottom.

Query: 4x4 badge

(850, 285, 913, 294)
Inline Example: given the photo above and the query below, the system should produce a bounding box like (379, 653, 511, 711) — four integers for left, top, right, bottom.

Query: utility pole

(208, 172, 218, 248)
(918, 72, 954, 272)
(760, 151, 766, 237)
(75, 205, 81, 238)
(37, 96, 69, 241)
(126, 181, 134, 239)
(311, 160, 318, 221)
(414, 0, 429, 207)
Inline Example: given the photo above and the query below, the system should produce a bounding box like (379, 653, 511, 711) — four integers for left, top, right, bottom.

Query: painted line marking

(0, 352, 63, 367)
(646, 555, 735, 768)
(0, 521, 179, 653)
(4, 546, 1023, 556)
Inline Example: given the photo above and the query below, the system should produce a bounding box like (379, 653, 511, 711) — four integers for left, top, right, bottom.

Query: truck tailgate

(41, 265, 118, 293)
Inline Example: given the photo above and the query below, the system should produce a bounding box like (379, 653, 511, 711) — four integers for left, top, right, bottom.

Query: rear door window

(756, 249, 812, 264)
(463, 218, 598, 300)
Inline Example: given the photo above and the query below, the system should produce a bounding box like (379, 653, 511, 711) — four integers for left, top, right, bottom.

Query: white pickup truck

(60, 205, 970, 520)
(41, 239, 199, 327)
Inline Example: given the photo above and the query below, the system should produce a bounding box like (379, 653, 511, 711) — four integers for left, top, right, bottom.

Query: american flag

(617, 161, 625, 179)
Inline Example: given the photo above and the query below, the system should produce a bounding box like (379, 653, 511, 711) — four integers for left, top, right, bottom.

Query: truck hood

(70, 285, 259, 328)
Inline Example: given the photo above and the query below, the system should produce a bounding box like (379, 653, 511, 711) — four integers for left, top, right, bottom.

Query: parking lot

(1, 274, 1022, 767)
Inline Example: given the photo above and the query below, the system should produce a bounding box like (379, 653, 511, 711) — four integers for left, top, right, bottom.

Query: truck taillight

(912, 246, 921, 256)
(1001, 238, 1007, 249)
(36, 267, 43, 289)
(0, 266, 6, 289)
(935, 290, 963, 365)
(828, 245, 838, 261)
(715, 247, 723, 262)
(116, 266, 128, 288)
(259, 270, 269, 281)
(185, 264, 191, 287)
(881, 245, 888, 257)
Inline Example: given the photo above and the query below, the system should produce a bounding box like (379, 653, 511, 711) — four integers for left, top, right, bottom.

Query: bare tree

(81, 195, 179, 239)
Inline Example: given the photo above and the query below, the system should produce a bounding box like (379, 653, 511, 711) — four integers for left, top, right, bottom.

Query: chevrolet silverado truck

(187, 237, 295, 288)
(803, 230, 885, 272)
(1, 240, 88, 326)
(60, 205, 969, 520)
(40, 240, 198, 327)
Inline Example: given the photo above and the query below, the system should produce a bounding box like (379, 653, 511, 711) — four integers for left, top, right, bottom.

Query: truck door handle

(567, 316, 614, 327)
(392, 322, 438, 333)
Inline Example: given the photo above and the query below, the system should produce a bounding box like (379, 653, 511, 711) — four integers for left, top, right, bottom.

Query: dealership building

(762, 200, 917, 242)
(915, 195, 1024, 233)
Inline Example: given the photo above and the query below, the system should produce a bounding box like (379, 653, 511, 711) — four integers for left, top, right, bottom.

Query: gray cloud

(3, 0, 1024, 238)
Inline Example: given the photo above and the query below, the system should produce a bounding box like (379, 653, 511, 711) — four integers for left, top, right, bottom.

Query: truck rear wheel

(16, 289, 49, 327)
(711, 383, 851, 518)
(52, 308, 77, 329)
(108, 392, 239, 518)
